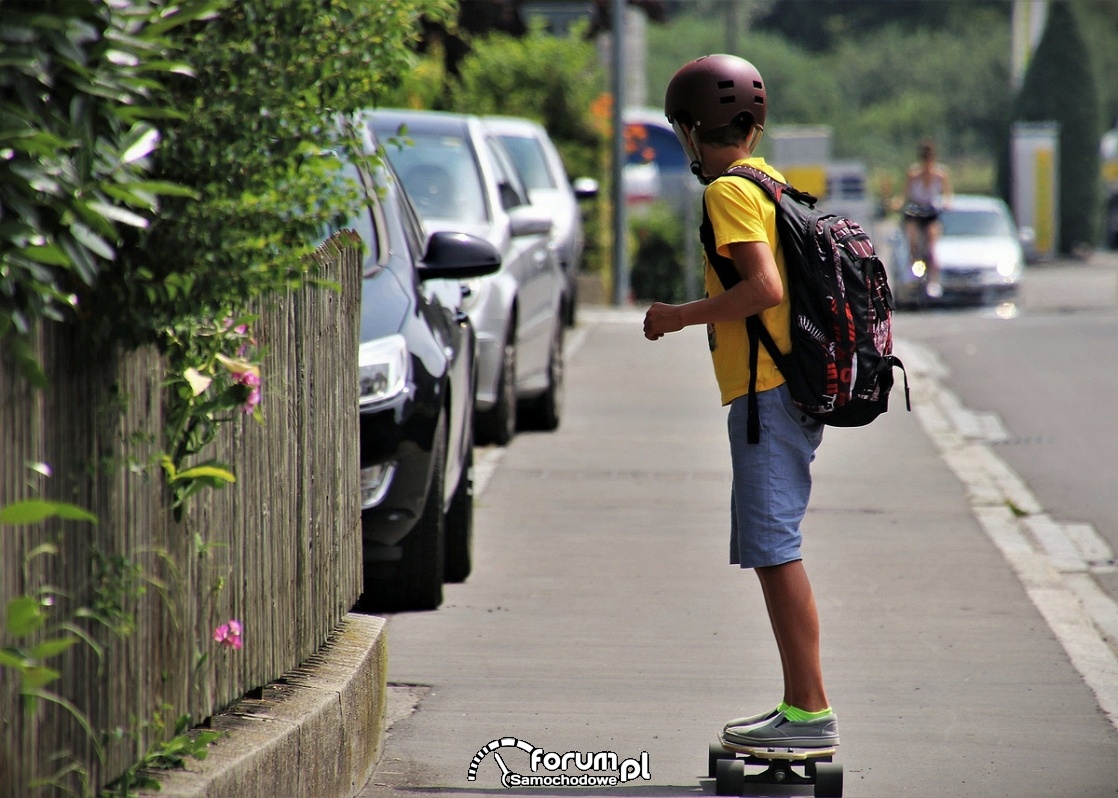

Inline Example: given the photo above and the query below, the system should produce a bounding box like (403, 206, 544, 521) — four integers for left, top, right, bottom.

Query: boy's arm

(643, 240, 783, 340)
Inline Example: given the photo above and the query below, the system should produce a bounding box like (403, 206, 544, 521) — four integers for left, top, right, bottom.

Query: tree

(1007, 1, 1101, 252)
(754, 0, 988, 52)
(417, 0, 666, 86)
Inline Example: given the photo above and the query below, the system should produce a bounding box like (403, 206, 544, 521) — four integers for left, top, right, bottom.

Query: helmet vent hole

(717, 80, 735, 89)
(719, 96, 735, 104)
(754, 81, 763, 89)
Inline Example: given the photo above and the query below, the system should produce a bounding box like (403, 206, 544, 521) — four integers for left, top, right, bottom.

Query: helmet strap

(690, 160, 714, 186)
(745, 124, 764, 155)
(672, 121, 712, 185)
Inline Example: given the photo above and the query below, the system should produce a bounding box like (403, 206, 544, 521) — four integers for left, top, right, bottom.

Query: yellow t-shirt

(703, 157, 793, 406)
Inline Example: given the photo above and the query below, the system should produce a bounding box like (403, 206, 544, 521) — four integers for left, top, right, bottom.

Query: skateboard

(708, 735, 843, 797)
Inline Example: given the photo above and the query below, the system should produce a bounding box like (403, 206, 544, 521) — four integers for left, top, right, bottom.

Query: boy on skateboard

(643, 54, 838, 750)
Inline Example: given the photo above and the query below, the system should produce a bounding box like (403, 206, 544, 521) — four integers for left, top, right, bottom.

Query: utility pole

(610, 0, 629, 306)
(725, 0, 740, 55)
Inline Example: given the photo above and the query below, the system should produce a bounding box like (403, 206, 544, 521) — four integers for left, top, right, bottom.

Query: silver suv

(366, 110, 567, 445)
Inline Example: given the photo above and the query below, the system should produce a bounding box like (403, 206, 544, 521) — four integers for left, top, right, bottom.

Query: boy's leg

(756, 559, 828, 712)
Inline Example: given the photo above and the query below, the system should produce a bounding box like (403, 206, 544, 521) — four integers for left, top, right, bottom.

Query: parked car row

(335, 110, 595, 611)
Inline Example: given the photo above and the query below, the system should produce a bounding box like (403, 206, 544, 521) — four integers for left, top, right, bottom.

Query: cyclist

(902, 140, 952, 299)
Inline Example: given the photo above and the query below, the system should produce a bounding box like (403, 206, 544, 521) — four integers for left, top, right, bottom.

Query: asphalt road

(894, 254, 1118, 607)
(358, 281, 1118, 797)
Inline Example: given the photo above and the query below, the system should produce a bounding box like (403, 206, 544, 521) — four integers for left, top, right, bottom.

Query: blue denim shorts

(728, 384, 824, 569)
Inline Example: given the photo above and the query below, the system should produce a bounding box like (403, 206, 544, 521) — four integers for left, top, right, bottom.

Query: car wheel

(520, 317, 564, 431)
(365, 414, 447, 612)
(444, 429, 474, 584)
(476, 326, 517, 446)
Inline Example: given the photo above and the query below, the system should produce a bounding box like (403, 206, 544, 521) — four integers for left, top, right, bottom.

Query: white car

(366, 109, 567, 445)
(622, 107, 696, 211)
(483, 116, 598, 326)
(890, 194, 1027, 308)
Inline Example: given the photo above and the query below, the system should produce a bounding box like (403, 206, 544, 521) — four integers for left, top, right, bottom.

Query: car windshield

(941, 208, 1014, 238)
(497, 134, 556, 190)
(382, 132, 488, 224)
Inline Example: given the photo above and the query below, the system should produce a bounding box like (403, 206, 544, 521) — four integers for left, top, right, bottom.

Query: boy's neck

(700, 144, 754, 180)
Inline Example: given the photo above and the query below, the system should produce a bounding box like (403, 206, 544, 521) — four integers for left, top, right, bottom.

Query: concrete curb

(138, 613, 387, 798)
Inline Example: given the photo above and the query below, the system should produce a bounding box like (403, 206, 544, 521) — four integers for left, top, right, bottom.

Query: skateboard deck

(709, 736, 843, 797)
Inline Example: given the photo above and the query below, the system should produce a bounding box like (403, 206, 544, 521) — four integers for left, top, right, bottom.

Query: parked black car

(335, 130, 500, 612)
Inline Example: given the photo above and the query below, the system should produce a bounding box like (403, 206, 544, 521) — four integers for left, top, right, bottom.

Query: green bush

(91, 0, 454, 348)
(1, 0, 454, 368)
(1002, 1, 1101, 252)
(449, 23, 605, 180)
(629, 203, 694, 304)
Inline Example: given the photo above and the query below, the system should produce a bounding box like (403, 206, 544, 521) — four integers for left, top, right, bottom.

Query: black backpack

(701, 164, 909, 444)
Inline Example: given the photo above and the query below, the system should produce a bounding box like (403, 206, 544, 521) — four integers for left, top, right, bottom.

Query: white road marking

(899, 337, 1118, 733)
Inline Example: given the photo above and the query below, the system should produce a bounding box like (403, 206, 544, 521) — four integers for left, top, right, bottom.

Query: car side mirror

(418, 231, 502, 280)
(508, 205, 553, 238)
(572, 177, 599, 200)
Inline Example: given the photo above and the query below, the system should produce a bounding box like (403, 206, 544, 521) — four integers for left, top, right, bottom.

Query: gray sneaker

(722, 706, 782, 733)
(723, 711, 839, 749)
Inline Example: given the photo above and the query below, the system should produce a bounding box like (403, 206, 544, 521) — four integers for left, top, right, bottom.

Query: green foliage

(0, 0, 218, 383)
(1077, 0, 1118, 127)
(629, 203, 693, 304)
(158, 311, 261, 516)
(0, 499, 98, 526)
(2, 496, 223, 796)
(85, 0, 455, 350)
(754, 0, 1002, 52)
(646, 10, 1012, 175)
(86, 548, 147, 639)
(1006, 1, 1101, 252)
(449, 22, 605, 180)
(99, 711, 221, 797)
(1, 500, 105, 788)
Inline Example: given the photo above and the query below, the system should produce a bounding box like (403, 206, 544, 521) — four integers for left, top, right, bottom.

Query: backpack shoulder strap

(704, 165, 808, 444)
(722, 163, 818, 207)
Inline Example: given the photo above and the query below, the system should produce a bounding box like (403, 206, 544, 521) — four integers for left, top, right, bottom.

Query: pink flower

(213, 619, 243, 650)
(222, 317, 249, 336)
(233, 369, 262, 414)
(234, 369, 261, 389)
(242, 386, 261, 414)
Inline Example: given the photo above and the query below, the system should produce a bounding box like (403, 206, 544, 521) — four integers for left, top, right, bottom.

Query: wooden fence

(0, 233, 363, 794)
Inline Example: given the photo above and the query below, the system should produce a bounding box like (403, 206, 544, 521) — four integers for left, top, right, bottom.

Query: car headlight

(996, 258, 1020, 278)
(358, 334, 408, 406)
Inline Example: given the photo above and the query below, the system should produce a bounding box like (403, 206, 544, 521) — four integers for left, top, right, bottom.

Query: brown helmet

(663, 54, 767, 133)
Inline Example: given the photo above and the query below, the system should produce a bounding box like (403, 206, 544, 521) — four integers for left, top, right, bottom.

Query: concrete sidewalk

(146, 295, 1118, 798)
(365, 308, 1118, 797)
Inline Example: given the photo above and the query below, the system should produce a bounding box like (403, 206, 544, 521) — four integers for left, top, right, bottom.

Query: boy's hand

(644, 302, 684, 340)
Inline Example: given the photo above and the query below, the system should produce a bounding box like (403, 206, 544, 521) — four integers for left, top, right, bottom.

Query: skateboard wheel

(814, 761, 843, 798)
(715, 758, 745, 796)
(708, 741, 734, 778)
